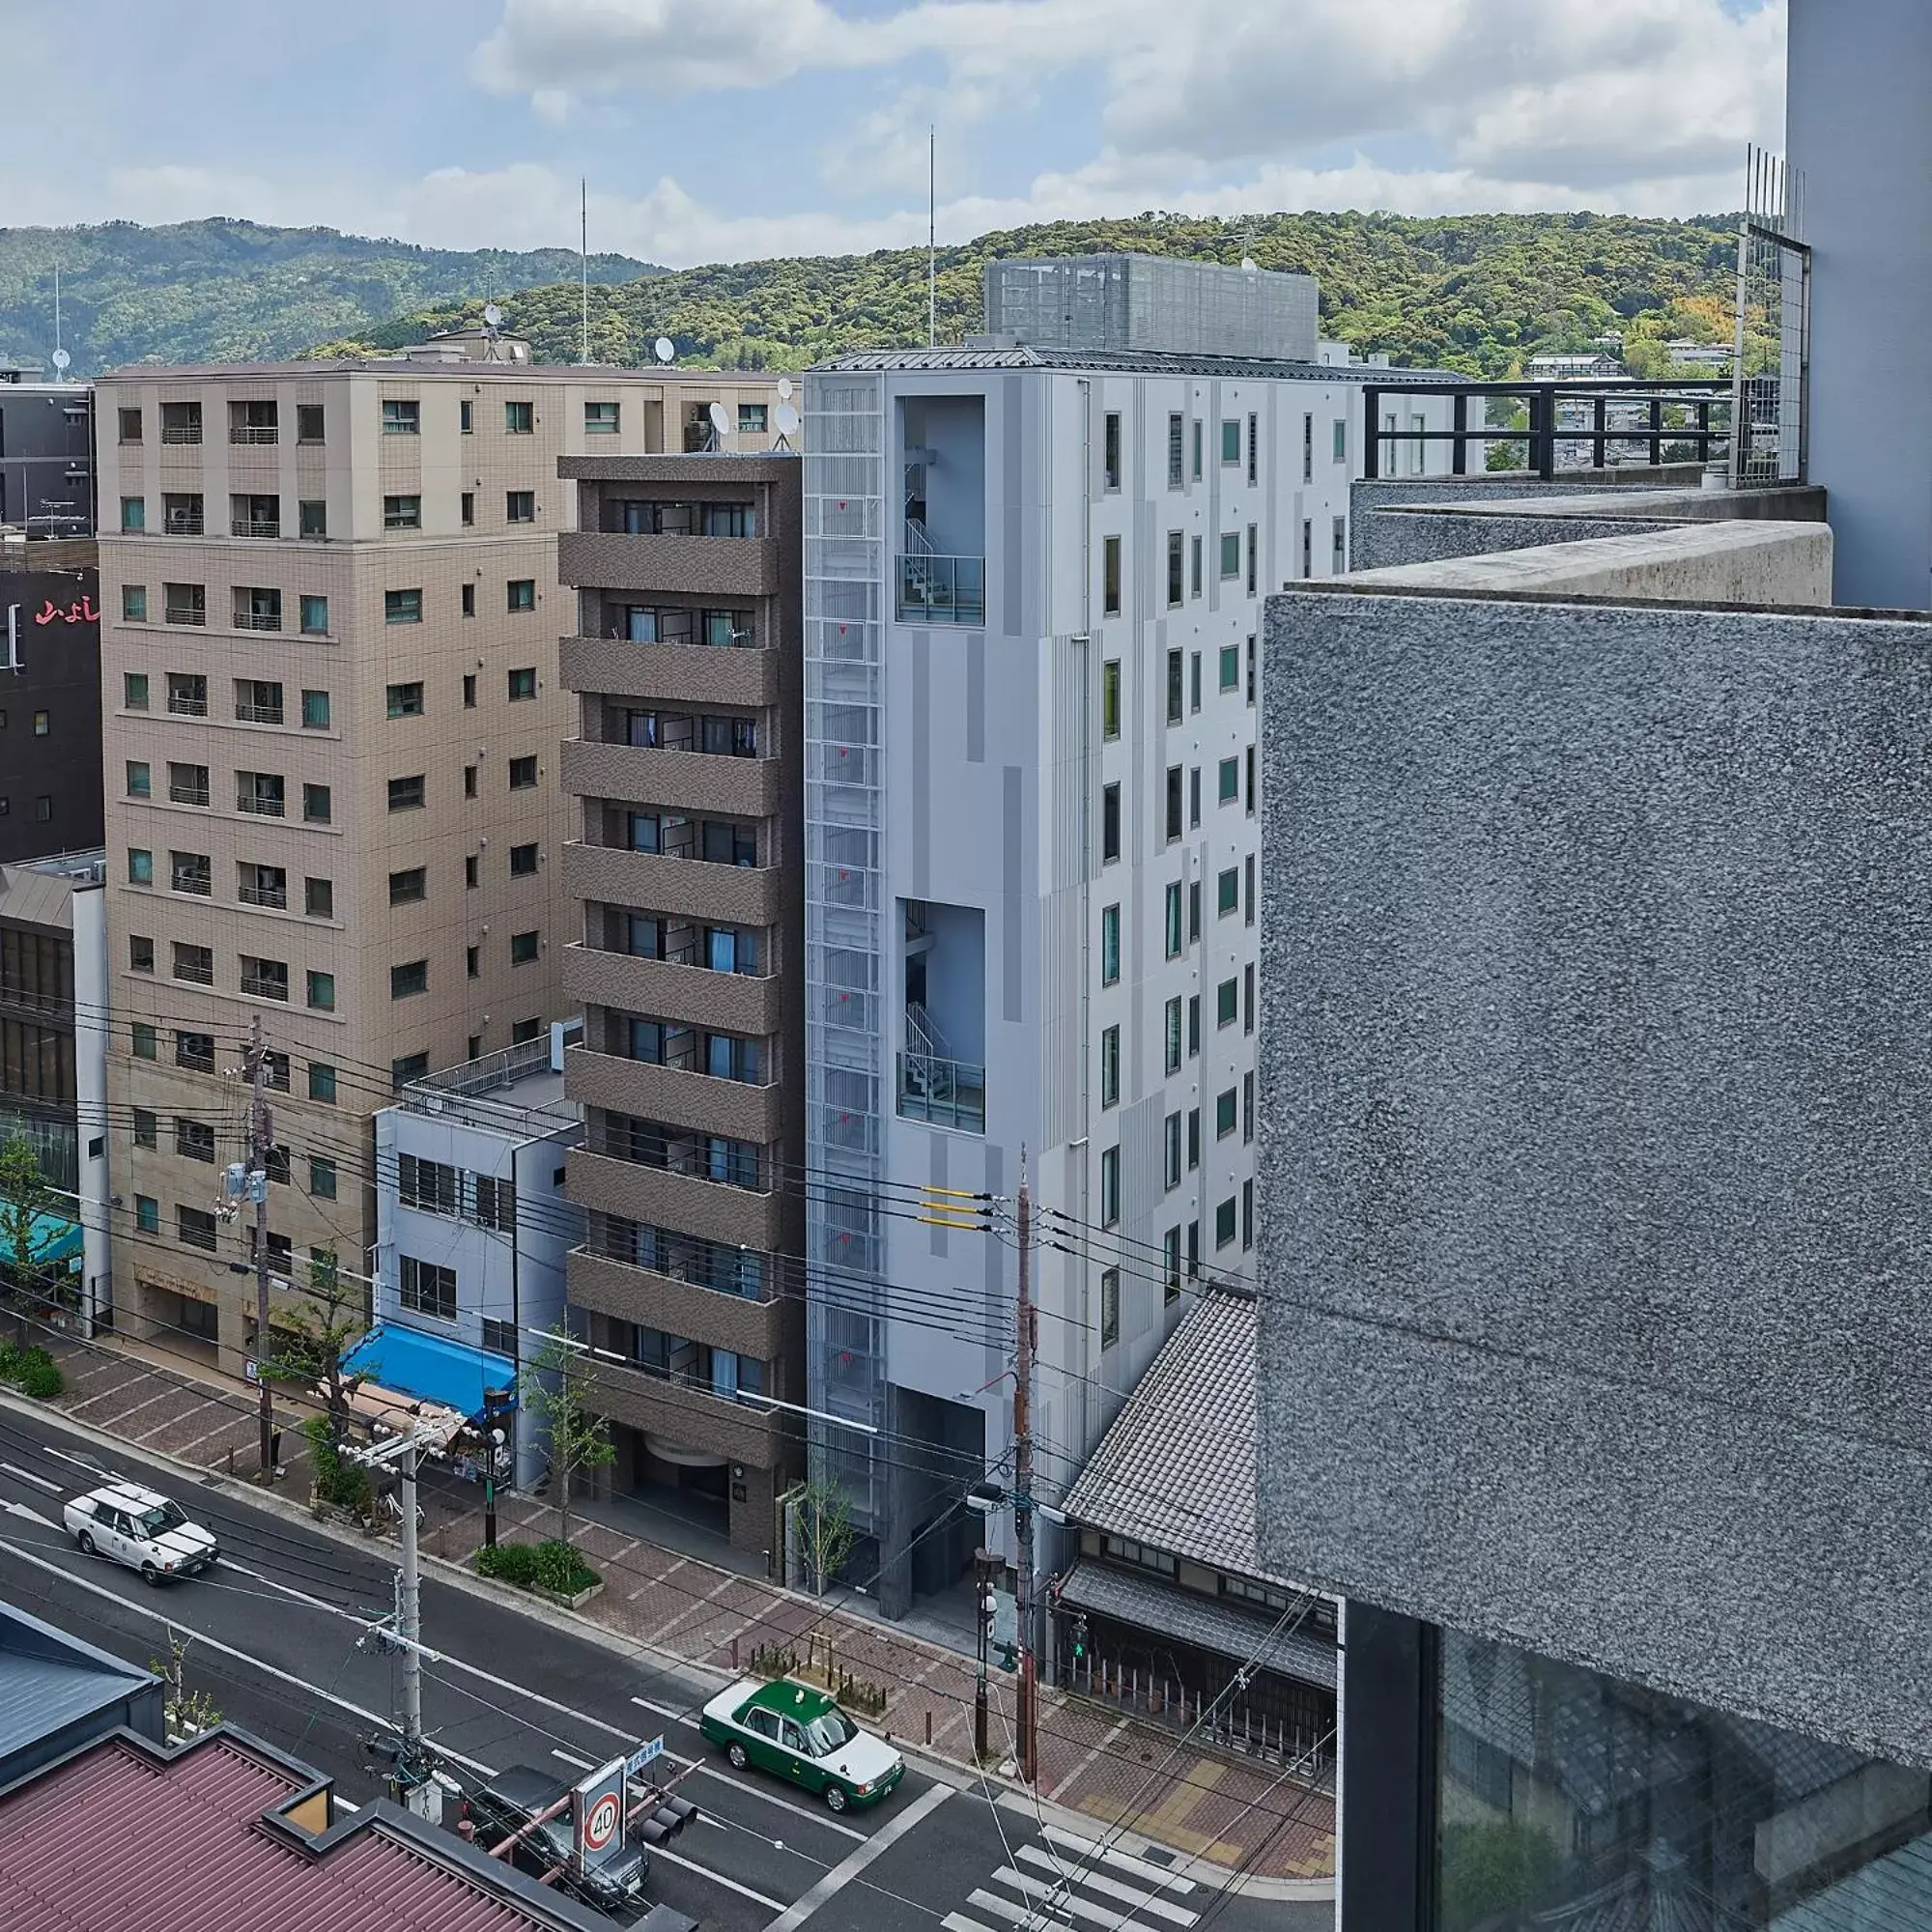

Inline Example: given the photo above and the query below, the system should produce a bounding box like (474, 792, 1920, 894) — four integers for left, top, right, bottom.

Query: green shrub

(0, 1337, 19, 1378)
(478, 1542, 541, 1586)
(532, 1539, 599, 1596)
(302, 1412, 372, 1513)
(16, 1354, 62, 1399)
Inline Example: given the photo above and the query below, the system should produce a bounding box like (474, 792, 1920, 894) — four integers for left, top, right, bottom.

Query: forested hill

(0, 219, 662, 376)
(312, 211, 1743, 379)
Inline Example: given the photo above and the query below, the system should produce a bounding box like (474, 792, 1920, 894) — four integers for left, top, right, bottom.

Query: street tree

(261, 1248, 365, 1444)
(795, 1478, 858, 1596)
(0, 1132, 59, 1312)
(526, 1325, 613, 1548)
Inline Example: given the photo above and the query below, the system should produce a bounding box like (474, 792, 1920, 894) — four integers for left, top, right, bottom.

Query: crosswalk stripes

(941, 1830, 1203, 1932)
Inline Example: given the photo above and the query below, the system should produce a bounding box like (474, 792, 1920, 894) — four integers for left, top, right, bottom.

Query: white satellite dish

(483, 301, 503, 328)
(49, 348, 71, 372)
(707, 401, 731, 442)
(776, 377, 794, 401)
(775, 402, 801, 439)
(654, 336, 675, 364)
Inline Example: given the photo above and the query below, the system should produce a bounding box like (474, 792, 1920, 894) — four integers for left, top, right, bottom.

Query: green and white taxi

(698, 1677, 904, 1812)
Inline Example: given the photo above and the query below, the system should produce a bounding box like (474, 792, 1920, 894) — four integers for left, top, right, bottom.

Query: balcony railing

(234, 613, 283, 635)
(236, 793, 285, 817)
(166, 693, 208, 717)
(161, 424, 203, 446)
(239, 883, 287, 910)
(586, 1128, 768, 1194)
(602, 935, 770, 978)
(164, 605, 207, 627)
(163, 513, 205, 536)
(230, 425, 279, 445)
(235, 701, 284, 724)
(896, 552, 986, 626)
(168, 781, 210, 807)
(170, 873, 212, 897)
(231, 518, 281, 539)
(174, 958, 214, 986)
(897, 1051, 986, 1132)
(241, 969, 289, 1002)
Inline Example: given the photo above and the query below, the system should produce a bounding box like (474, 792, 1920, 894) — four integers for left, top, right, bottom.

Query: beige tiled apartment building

(94, 340, 791, 1374)
(554, 453, 804, 1551)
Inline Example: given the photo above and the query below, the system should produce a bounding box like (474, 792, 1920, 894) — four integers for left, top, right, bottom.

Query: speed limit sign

(574, 1759, 628, 1862)
(582, 1789, 621, 1852)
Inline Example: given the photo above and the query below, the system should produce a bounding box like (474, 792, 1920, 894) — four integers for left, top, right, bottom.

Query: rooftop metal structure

(400, 1034, 579, 1137)
(815, 344, 1466, 384)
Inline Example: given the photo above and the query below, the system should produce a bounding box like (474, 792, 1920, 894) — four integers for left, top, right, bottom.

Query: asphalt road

(0, 1406, 1325, 1932)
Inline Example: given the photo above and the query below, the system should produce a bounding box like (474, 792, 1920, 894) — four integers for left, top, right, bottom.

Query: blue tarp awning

(339, 1322, 516, 1421)
(0, 1211, 82, 1270)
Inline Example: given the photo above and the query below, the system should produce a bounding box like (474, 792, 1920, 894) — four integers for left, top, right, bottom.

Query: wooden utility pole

(1014, 1149, 1037, 1785)
(246, 1014, 273, 1476)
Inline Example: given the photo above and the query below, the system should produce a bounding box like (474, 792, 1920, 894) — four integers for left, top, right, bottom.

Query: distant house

(1524, 350, 1626, 380)
(1666, 338, 1736, 373)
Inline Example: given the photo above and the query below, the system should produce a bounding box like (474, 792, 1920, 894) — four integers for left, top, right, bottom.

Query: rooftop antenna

(481, 301, 503, 362)
(928, 124, 937, 350)
(654, 336, 675, 366)
(706, 400, 730, 451)
(775, 378, 798, 452)
(580, 177, 590, 365)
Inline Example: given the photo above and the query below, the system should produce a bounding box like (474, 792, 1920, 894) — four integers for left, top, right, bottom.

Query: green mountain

(312, 210, 1744, 380)
(0, 218, 663, 377)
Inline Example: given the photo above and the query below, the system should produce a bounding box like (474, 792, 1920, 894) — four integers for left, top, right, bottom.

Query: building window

(1102, 534, 1122, 616)
(1188, 879, 1202, 943)
(1221, 419, 1240, 466)
(464, 766, 477, 799)
(1100, 904, 1120, 985)
(122, 585, 148, 623)
(1218, 756, 1239, 805)
(306, 970, 334, 1011)
(1333, 515, 1348, 573)
(133, 1194, 159, 1235)
(1190, 651, 1202, 713)
(1164, 995, 1182, 1074)
(240, 956, 289, 1002)
(508, 754, 537, 789)
(391, 959, 429, 999)
(383, 494, 421, 531)
(585, 399, 620, 434)
(1246, 745, 1257, 813)
(236, 771, 285, 817)
(1242, 1179, 1254, 1251)
(1217, 867, 1239, 917)
(1162, 1227, 1181, 1302)
(388, 867, 426, 905)
(1101, 660, 1121, 740)
(1245, 853, 1256, 924)
(507, 667, 536, 700)
(297, 404, 325, 445)
(301, 690, 330, 729)
(1166, 648, 1184, 725)
(304, 876, 333, 919)
(388, 774, 425, 811)
(301, 782, 331, 823)
(1187, 1106, 1200, 1171)
(126, 761, 151, 799)
(392, 1051, 430, 1089)
(1164, 882, 1182, 959)
(1190, 534, 1203, 599)
(1192, 419, 1204, 482)
(131, 1023, 157, 1061)
(462, 674, 477, 709)
(1163, 1112, 1182, 1190)
(385, 682, 425, 720)
(178, 1207, 218, 1253)
(1247, 523, 1258, 596)
(172, 942, 213, 985)
(465, 857, 479, 889)
(299, 594, 328, 636)
(1103, 412, 1122, 491)
(120, 497, 145, 532)
(460, 399, 473, 435)
(1301, 412, 1314, 484)
(1099, 1024, 1120, 1108)
(1217, 977, 1238, 1027)
(170, 850, 211, 895)
(510, 1018, 542, 1045)
(1166, 531, 1183, 608)
(129, 934, 155, 971)
(1215, 1087, 1238, 1140)
(399, 1255, 458, 1322)
(1301, 519, 1313, 579)
(1332, 417, 1348, 464)
(1219, 531, 1240, 580)
(309, 1062, 337, 1103)
(132, 1110, 158, 1149)
(1165, 766, 1182, 842)
(1166, 413, 1183, 490)
(1218, 645, 1238, 694)
(385, 588, 422, 624)
(1214, 1197, 1237, 1248)
(507, 579, 536, 612)
(1250, 412, 1260, 486)
(510, 929, 540, 964)
(1099, 1268, 1120, 1348)
(1243, 1070, 1255, 1143)
(1101, 783, 1121, 866)
(506, 490, 535, 525)
(461, 583, 475, 618)
(381, 399, 419, 435)
(1099, 1146, 1120, 1227)
(118, 408, 143, 444)
(1244, 960, 1255, 1034)
(175, 1118, 215, 1163)
(1246, 633, 1257, 705)
(467, 944, 480, 978)
(504, 401, 533, 435)
(167, 761, 209, 808)
(299, 500, 327, 539)
(311, 1157, 336, 1199)
(509, 842, 538, 877)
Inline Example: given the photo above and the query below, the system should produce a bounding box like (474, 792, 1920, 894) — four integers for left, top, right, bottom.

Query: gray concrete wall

(1340, 522, 1833, 607)
(1256, 585, 1932, 1766)
(1789, 0, 1932, 608)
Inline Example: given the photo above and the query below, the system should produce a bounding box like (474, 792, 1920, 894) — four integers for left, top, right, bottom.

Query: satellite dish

(654, 337, 675, 364)
(707, 401, 731, 440)
(776, 377, 794, 401)
(483, 302, 503, 328)
(49, 348, 71, 372)
(776, 403, 801, 439)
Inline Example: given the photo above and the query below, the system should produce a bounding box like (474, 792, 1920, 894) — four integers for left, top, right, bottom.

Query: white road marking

(1014, 1845, 1199, 1925)
(653, 1844, 786, 1912)
(0, 1460, 63, 1493)
(966, 1888, 1045, 1928)
(944, 1916, 1001, 1932)
(630, 1693, 691, 1725)
(1041, 1826, 1199, 1894)
(989, 1865, 1148, 1931)
(552, 1747, 594, 1770)
(220, 1556, 361, 1620)
(40, 1443, 111, 1478)
(0, 1499, 55, 1526)
(761, 1782, 952, 1932)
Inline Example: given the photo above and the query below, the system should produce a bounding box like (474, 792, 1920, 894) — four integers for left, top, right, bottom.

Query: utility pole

(1013, 1149, 1037, 1785)
(974, 1547, 993, 1762)
(397, 1435, 423, 1756)
(246, 1014, 273, 1477)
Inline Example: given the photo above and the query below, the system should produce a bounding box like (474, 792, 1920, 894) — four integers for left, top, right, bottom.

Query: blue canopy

(339, 1322, 516, 1420)
(0, 1211, 82, 1269)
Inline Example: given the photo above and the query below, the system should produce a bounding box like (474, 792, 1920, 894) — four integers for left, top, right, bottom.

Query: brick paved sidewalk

(22, 1328, 1334, 1883)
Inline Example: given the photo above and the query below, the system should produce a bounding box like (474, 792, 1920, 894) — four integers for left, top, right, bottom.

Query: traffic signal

(1069, 1615, 1088, 1662)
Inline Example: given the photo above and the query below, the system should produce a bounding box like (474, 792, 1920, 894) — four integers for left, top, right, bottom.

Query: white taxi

(64, 1482, 218, 1584)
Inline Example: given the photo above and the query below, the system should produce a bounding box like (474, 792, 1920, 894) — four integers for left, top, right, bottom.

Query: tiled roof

(0, 1730, 598, 1931)
(1063, 1289, 1293, 1582)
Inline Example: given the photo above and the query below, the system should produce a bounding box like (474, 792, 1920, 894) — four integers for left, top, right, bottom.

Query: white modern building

(801, 255, 1460, 1617)
(370, 1028, 581, 1484)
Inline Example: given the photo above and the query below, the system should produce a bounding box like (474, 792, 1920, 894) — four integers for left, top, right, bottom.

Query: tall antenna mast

(52, 265, 62, 379)
(580, 178, 590, 365)
(928, 125, 937, 350)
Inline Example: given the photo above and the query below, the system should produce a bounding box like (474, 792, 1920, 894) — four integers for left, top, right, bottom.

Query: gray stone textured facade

(1256, 585, 1932, 1766)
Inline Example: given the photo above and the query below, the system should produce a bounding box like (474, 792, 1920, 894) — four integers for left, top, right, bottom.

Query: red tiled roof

(0, 1733, 554, 1931)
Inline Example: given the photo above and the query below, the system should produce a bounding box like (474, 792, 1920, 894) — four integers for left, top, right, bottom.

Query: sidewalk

(22, 1327, 1335, 1884)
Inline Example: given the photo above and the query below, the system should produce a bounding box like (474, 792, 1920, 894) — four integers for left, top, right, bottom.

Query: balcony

(230, 426, 279, 446)
(233, 612, 283, 635)
(162, 511, 206, 538)
(231, 517, 282, 539)
(579, 1355, 781, 1468)
(567, 1246, 782, 1362)
(235, 701, 284, 724)
(559, 635, 781, 709)
(563, 841, 784, 928)
(559, 530, 781, 601)
(166, 692, 208, 719)
(164, 604, 207, 627)
(239, 882, 287, 910)
(896, 551, 985, 626)
(562, 942, 780, 1037)
(560, 737, 781, 821)
(896, 1050, 986, 1133)
(566, 1148, 782, 1251)
(565, 1045, 782, 1146)
(167, 780, 210, 808)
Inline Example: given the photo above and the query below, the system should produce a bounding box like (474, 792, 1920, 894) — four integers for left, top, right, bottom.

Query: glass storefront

(1439, 1631, 1932, 1929)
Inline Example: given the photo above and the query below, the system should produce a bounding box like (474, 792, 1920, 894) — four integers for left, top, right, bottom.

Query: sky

(0, 0, 1785, 265)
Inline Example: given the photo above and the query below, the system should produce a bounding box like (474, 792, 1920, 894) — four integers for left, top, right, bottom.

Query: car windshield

(135, 1501, 189, 1536)
(805, 1710, 857, 1756)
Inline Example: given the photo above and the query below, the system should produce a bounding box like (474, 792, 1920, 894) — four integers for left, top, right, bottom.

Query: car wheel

(139, 1562, 161, 1586)
(726, 1743, 749, 1771)
(76, 1530, 95, 1555)
(825, 1783, 849, 1814)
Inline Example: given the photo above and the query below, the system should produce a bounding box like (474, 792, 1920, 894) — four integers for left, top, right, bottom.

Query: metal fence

(1732, 143, 1810, 488)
